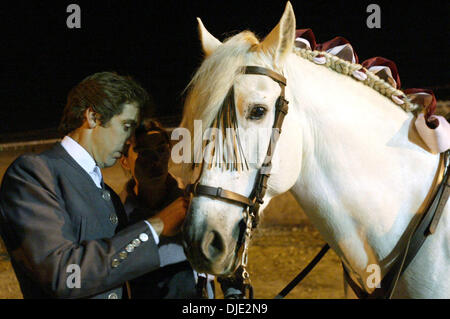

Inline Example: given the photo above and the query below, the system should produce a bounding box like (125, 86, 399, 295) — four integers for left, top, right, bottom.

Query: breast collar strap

(343, 150, 450, 299)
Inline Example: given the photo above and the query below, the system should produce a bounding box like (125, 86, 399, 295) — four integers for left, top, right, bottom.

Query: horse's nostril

(202, 230, 224, 260)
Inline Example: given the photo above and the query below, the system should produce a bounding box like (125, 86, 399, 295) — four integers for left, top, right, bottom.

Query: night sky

(1, 0, 449, 135)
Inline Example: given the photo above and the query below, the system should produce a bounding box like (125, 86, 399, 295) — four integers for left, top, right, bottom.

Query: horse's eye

(248, 105, 267, 120)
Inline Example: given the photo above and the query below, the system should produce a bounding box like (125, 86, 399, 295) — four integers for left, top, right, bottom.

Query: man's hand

(148, 197, 189, 237)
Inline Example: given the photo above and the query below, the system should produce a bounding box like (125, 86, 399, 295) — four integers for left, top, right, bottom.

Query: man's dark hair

(59, 72, 152, 135)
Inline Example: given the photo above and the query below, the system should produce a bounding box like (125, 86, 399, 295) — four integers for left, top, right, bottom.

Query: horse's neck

(286, 55, 440, 287)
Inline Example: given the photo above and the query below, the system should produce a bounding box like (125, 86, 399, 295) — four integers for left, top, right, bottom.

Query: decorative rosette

(316, 36, 358, 64)
(295, 29, 317, 50)
(362, 57, 401, 89)
(295, 29, 358, 63)
(406, 88, 449, 153)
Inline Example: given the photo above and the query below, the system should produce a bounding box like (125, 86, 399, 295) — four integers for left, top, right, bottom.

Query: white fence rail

(0, 139, 62, 152)
(0, 127, 176, 152)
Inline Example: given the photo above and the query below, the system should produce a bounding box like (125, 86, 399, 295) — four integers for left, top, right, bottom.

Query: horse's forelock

(178, 31, 278, 176)
(183, 32, 268, 129)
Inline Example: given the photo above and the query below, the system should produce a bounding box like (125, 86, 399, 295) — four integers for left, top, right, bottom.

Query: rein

(185, 65, 289, 298)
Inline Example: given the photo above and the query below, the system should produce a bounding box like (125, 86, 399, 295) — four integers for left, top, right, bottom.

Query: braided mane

(294, 47, 420, 113)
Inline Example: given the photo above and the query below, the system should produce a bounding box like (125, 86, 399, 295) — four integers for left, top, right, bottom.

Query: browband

(244, 66, 286, 86)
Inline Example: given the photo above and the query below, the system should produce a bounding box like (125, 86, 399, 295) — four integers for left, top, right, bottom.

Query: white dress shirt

(60, 135, 103, 188)
(60, 136, 159, 244)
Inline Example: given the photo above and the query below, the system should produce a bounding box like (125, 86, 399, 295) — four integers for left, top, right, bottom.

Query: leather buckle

(193, 183, 199, 196)
(215, 187, 223, 198)
(184, 184, 192, 197)
(276, 97, 289, 114)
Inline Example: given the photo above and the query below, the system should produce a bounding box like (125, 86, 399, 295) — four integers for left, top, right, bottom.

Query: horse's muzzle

(182, 207, 240, 275)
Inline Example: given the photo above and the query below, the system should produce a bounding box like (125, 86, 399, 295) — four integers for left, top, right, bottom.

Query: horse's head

(178, 2, 302, 275)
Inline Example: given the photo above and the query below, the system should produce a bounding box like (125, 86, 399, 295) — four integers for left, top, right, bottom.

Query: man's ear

(84, 108, 97, 129)
(120, 155, 130, 171)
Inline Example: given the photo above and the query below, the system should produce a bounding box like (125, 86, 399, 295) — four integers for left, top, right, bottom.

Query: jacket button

(109, 214, 118, 225)
(111, 259, 120, 268)
(125, 244, 134, 253)
(102, 190, 111, 201)
(108, 292, 118, 299)
(132, 238, 141, 248)
(119, 251, 128, 260)
(139, 233, 149, 242)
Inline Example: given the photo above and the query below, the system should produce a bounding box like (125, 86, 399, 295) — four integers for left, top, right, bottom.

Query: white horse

(174, 2, 449, 298)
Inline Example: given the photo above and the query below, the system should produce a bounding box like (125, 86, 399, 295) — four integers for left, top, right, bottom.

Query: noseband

(185, 65, 289, 295)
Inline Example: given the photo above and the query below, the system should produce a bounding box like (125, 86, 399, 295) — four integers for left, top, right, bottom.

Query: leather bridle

(185, 65, 289, 296)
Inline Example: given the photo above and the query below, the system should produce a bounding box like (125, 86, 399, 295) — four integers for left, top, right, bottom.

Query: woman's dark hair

(123, 119, 170, 157)
(135, 119, 170, 142)
(59, 72, 152, 135)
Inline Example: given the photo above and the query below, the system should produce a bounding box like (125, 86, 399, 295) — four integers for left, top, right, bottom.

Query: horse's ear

(260, 2, 296, 64)
(197, 17, 222, 57)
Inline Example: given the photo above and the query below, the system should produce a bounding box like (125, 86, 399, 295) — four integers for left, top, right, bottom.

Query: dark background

(1, 0, 449, 137)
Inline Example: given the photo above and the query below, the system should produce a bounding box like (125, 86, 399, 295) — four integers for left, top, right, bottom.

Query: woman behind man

(119, 119, 214, 298)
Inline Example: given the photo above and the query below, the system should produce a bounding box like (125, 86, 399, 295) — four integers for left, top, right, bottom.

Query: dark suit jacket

(0, 143, 161, 299)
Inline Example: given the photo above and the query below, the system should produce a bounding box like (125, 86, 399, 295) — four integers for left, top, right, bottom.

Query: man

(0, 72, 187, 299)
(119, 119, 215, 299)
